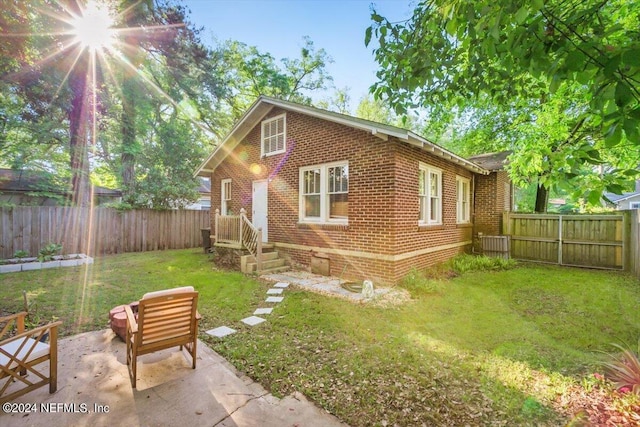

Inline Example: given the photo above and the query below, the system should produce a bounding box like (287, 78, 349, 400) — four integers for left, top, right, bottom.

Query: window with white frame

(300, 162, 348, 223)
(631, 202, 640, 209)
(261, 114, 286, 156)
(419, 164, 442, 225)
(456, 176, 471, 223)
(221, 179, 231, 215)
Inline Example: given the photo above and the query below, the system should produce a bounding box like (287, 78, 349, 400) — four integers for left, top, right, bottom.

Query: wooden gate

(502, 213, 627, 270)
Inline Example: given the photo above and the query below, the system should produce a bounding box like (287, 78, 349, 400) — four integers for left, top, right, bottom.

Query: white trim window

(221, 179, 231, 215)
(300, 161, 349, 224)
(261, 114, 286, 157)
(631, 202, 640, 209)
(456, 176, 471, 223)
(419, 163, 442, 225)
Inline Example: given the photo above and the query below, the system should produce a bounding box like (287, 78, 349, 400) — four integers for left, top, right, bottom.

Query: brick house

(195, 96, 511, 284)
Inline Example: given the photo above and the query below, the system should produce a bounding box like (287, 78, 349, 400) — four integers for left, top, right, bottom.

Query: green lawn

(1, 249, 639, 425)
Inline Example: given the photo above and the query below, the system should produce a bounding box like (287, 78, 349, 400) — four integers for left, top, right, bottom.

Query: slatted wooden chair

(124, 286, 201, 388)
(0, 312, 62, 403)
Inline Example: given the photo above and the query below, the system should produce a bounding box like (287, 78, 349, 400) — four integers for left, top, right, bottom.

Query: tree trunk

(534, 183, 548, 213)
(121, 76, 137, 205)
(69, 66, 90, 207)
(119, 1, 148, 205)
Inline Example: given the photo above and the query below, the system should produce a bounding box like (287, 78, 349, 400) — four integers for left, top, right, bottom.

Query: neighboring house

(195, 96, 511, 284)
(0, 168, 121, 206)
(185, 177, 212, 210)
(604, 182, 640, 210)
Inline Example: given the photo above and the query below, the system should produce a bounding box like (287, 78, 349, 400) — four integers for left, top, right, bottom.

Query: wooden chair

(0, 312, 62, 403)
(125, 286, 201, 388)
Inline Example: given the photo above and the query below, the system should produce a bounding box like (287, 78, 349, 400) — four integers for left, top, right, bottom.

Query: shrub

(398, 268, 443, 296)
(449, 254, 517, 274)
(38, 243, 62, 262)
(602, 342, 640, 395)
(13, 250, 29, 259)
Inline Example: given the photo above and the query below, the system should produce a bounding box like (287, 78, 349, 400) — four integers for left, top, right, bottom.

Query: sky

(183, 0, 415, 111)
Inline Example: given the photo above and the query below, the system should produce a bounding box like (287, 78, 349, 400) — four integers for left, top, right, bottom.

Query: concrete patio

(1, 329, 346, 427)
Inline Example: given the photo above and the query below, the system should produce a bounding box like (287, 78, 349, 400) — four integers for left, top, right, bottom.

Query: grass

(0, 249, 263, 335)
(1, 249, 639, 425)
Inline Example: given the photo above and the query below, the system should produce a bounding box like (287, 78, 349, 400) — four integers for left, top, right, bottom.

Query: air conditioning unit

(480, 235, 510, 259)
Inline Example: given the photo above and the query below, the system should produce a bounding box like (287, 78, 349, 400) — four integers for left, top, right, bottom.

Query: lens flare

(70, 1, 116, 51)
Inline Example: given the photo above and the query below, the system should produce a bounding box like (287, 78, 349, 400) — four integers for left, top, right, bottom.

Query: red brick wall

(474, 170, 511, 236)
(210, 108, 491, 284)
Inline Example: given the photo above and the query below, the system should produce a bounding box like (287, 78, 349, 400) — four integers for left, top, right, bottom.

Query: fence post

(214, 209, 220, 245)
(632, 209, 636, 272)
(239, 208, 246, 247)
(558, 215, 563, 265)
(622, 209, 632, 271)
(256, 228, 263, 272)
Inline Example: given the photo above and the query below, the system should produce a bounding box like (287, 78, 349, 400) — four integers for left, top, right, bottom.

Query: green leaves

(605, 123, 622, 147)
(364, 26, 372, 47)
(515, 6, 528, 24)
(622, 48, 640, 67)
(615, 81, 633, 107)
(368, 0, 640, 210)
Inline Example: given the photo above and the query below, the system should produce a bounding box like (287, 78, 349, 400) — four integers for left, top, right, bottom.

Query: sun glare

(71, 1, 115, 51)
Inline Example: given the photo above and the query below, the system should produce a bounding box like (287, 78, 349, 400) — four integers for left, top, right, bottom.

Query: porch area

(213, 208, 288, 274)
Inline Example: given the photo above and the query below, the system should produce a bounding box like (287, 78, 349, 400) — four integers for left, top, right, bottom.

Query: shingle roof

(0, 168, 120, 196)
(0, 168, 61, 192)
(195, 96, 491, 177)
(467, 151, 511, 172)
(603, 191, 640, 203)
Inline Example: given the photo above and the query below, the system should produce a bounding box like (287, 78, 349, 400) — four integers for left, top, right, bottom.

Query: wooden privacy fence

(631, 210, 640, 279)
(0, 207, 210, 259)
(502, 211, 636, 271)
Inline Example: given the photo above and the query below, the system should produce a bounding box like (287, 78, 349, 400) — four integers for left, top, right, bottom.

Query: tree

(366, 0, 640, 211)
(1, 0, 224, 208)
(1, 1, 83, 200)
(1, 2, 334, 209)
(219, 37, 333, 119)
(355, 95, 421, 129)
(317, 86, 352, 114)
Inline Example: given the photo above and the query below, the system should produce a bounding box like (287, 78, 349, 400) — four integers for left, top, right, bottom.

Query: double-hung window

(221, 179, 231, 215)
(456, 176, 471, 223)
(419, 163, 442, 225)
(261, 114, 286, 156)
(300, 162, 348, 223)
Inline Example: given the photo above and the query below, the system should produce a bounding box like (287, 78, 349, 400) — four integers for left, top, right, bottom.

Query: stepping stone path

(205, 325, 237, 338)
(206, 281, 290, 339)
(241, 315, 266, 326)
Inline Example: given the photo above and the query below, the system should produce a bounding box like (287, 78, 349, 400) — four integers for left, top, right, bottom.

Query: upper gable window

(261, 114, 286, 157)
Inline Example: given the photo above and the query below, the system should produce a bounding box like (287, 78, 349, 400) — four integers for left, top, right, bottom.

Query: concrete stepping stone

(206, 326, 236, 338)
(274, 282, 290, 288)
(266, 288, 283, 295)
(266, 296, 284, 303)
(254, 307, 273, 315)
(241, 316, 266, 326)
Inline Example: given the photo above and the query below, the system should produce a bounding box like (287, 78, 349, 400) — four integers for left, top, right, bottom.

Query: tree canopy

(367, 0, 640, 210)
(0, 0, 334, 209)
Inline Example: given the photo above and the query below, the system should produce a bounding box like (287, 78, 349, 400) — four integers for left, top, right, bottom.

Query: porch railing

(214, 208, 263, 272)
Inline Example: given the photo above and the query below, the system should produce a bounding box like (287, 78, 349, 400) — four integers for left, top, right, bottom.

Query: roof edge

(194, 96, 491, 176)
